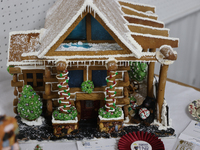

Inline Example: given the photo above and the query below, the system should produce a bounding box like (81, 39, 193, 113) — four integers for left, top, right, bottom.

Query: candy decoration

(139, 108, 150, 119)
(34, 144, 43, 150)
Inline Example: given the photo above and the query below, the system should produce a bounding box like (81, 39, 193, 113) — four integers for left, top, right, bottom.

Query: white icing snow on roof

(38, 0, 143, 58)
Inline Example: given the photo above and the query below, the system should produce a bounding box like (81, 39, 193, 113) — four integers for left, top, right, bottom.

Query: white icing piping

(99, 108, 124, 121)
(118, 0, 156, 10)
(127, 23, 170, 31)
(52, 116, 78, 124)
(123, 14, 164, 25)
(121, 5, 158, 18)
(131, 32, 179, 41)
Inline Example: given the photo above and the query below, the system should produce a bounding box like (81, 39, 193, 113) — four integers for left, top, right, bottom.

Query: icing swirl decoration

(104, 71, 118, 112)
(53, 69, 78, 120)
(56, 70, 72, 113)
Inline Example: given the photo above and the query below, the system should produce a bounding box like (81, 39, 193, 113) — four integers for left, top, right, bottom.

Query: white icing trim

(161, 100, 168, 127)
(124, 116, 130, 123)
(9, 30, 41, 35)
(127, 23, 170, 31)
(156, 51, 174, 65)
(151, 119, 172, 131)
(21, 52, 39, 57)
(121, 5, 158, 18)
(52, 116, 78, 124)
(99, 109, 124, 121)
(7, 61, 45, 67)
(131, 32, 179, 41)
(123, 14, 164, 25)
(118, 0, 156, 10)
(18, 66, 45, 70)
(21, 116, 45, 126)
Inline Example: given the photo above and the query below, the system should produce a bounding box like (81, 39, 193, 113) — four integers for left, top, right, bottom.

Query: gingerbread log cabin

(7, 0, 179, 135)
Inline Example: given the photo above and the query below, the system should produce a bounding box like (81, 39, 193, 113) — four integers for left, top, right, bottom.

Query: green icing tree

(128, 62, 148, 82)
(34, 144, 43, 150)
(17, 85, 43, 121)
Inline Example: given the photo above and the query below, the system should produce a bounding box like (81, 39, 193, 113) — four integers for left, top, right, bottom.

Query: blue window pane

(68, 70, 83, 87)
(92, 70, 107, 87)
(66, 17, 86, 40)
(91, 15, 114, 40)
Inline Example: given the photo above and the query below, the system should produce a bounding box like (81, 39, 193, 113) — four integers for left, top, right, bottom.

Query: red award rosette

(118, 131, 165, 150)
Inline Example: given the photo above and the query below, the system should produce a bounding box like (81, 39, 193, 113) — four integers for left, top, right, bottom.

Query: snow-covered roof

(37, 0, 143, 58)
(7, 30, 40, 64)
(7, 0, 179, 65)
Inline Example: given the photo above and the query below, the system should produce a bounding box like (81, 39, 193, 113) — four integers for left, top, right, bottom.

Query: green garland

(53, 106, 78, 120)
(81, 80, 94, 94)
(7, 66, 14, 75)
(98, 106, 122, 118)
(17, 85, 43, 121)
(128, 62, 147, 82)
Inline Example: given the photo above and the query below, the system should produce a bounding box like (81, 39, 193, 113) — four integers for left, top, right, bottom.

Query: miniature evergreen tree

(17, 85, 43, 121)
(34, 144, 43, 150)
(129, 62, 147, 82)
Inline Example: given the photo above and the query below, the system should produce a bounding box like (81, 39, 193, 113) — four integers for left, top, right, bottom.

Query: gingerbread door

(81, 100, 100, 120)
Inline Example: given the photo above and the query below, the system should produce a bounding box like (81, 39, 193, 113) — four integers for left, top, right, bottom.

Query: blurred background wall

(0, 0, 200, 88)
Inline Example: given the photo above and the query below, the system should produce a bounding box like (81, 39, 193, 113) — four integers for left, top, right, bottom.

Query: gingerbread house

(7, 0, 179, 135)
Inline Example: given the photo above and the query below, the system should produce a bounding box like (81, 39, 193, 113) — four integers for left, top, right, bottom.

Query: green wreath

(53, 106, 78, 120)
(98, 106, 122, 118)
(81, 80, 94, 94)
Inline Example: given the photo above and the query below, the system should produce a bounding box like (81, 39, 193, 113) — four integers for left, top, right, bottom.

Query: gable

(65, 15, 114, 41)
(44, 11, 132, 57)
(38, 0, 143, 59)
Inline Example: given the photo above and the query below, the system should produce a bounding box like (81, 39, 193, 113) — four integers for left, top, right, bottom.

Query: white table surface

(0, 78, 200, 150)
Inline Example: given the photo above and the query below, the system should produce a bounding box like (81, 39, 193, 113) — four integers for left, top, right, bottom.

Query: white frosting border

(98, 108, 124, 121)
(52, 116, 78, 124)
(21, 116, 45, 126)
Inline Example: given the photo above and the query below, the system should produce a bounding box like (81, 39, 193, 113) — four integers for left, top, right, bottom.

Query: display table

(0, 78, 200, 150)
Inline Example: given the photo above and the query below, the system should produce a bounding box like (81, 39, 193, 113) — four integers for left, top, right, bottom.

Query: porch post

(156, 45, 177, 122)
(56, 61, 71, 114)
(157, 64, 169, 122)
(147, 48, 156, 98)
(105, 60, 118, 112)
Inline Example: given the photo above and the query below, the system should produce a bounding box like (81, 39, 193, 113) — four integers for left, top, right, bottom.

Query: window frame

(63, 14, 115, 44)
(23, 70, 44, 91)
(67, 66, 87, 91)
(89, 66, 107, 90)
